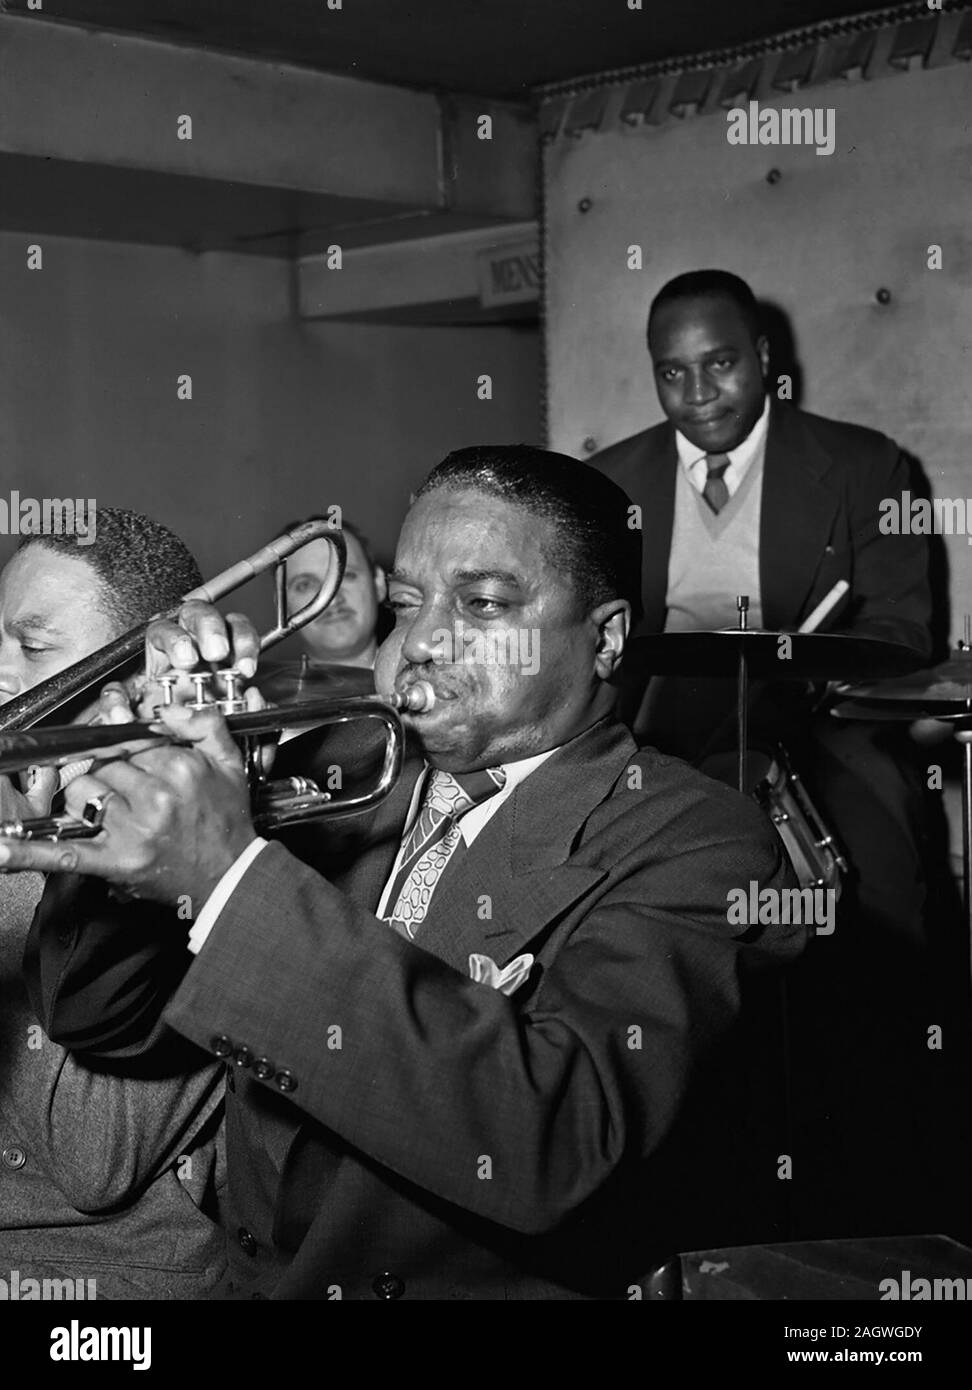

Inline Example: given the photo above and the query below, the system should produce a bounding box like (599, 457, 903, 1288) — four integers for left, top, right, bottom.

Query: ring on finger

(81, 791, 116, 827)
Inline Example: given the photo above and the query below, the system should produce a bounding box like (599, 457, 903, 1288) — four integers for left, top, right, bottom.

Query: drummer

(592, 270, 958, 1237)
(592, 269, 933, 948)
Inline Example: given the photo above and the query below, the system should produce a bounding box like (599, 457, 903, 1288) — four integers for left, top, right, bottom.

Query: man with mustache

(10, 449, 803, 1299)
(283, 519, 388, 671)
(0, 508, 227, 1297)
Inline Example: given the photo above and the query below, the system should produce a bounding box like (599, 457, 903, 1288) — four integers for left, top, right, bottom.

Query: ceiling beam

(0, 15, 537, 253)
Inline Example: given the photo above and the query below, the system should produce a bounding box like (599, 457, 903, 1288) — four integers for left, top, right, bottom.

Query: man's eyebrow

(287, 567, 352, 584)
(655, 343, 739, 367)
(10, 614, 62, 636)
(386, 568, 524, 587)
(453, 569, 523, 587)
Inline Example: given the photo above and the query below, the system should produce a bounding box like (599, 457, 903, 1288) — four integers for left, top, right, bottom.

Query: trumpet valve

(157, 674, 180, 707)
(188, 672, 215, 710)
(216, 667, 248, 715)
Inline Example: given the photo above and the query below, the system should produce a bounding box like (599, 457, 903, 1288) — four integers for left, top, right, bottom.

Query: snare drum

(701, 745, 847, 895)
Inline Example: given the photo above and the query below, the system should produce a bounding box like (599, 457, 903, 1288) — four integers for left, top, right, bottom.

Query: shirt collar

(675, 393, 771, 473)
(407, 746, 560, 848)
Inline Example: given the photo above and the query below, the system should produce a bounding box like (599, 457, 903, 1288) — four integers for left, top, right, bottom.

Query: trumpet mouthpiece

(398, 681, 435, 713)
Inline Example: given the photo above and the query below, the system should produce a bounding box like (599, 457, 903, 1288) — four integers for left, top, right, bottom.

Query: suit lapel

(759, 405, 841, 630)
(634, 427, 677, 634)
(412, 720, 635, 975)
(330, 761, 423, 911)
(594, 425, 675, 635)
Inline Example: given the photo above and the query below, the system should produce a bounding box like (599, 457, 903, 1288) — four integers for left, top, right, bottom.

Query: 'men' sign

(477, 238, 540, 309)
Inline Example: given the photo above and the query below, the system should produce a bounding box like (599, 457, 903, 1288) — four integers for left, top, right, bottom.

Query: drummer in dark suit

(592, 270, 957, 1239)
(592, 268, 932, 945)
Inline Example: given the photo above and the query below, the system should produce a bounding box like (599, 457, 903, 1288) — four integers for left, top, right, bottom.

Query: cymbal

(833, 651, 972, 719)
(256, 659, 375, 703)
(624, 630, 923, 681)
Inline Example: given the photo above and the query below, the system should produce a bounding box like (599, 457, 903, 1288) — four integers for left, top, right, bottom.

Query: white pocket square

(468, 952, 534, 996)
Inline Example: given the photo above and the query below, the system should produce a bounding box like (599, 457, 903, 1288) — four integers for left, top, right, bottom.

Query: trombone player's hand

(0, 704, 255, 910)
(0, 767, 59, 839)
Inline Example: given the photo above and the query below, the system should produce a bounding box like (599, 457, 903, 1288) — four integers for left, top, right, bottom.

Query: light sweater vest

(664, 453, 764, 631)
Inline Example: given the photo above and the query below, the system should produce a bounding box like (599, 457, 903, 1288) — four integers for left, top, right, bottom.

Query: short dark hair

(648, 269, 763, 345)
(414, 445, 643, 623)
(19, 507, 203, 631)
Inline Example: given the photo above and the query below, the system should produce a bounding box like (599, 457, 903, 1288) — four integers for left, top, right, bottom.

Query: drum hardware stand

(952, 626, 972, 983)
(729, 594, 795, 1236)
(736, 595, 749, 794)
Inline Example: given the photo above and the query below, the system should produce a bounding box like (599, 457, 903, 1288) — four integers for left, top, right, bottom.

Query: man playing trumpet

(7, 450, 804, 1299)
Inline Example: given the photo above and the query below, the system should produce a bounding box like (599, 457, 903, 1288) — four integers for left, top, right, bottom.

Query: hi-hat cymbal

(833, 650, 972, 719)
(257, 659, 375, 703)
(624, 631, 922, 681)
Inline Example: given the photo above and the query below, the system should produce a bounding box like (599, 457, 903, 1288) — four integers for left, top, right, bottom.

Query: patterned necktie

(383, 766, 507, 939)
(702, 453, 731, 514)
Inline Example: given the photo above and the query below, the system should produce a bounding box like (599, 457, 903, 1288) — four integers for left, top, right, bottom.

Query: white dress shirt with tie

(664, 394, 771, 632)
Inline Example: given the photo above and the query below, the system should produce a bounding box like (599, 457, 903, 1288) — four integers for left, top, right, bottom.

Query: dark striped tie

(703, 453, 731, 514)
(383, 766, 507, 939)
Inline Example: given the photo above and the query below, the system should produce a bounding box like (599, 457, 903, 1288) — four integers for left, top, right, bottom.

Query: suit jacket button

(237, 1227, 258, 1257)
(253, 1057, 274, 1080)
(2, 1146, 26, 1170)
(234, 1047, 253, 1068)
(275, 1069, 297, 1093)
(212, 1035, 233, 1058)
(371, 1272, 405, 1300)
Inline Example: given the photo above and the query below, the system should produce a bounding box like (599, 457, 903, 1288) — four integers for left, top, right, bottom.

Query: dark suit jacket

(27, 718, 803, 1299)
(593, 403, 932, 655)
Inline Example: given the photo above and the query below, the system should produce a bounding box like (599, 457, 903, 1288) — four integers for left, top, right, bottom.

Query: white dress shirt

(675, 393, 771, 497)
(188, 746, 558, 955)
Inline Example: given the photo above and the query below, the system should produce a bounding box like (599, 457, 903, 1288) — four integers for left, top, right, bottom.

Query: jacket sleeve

(0, 1014, 223, 1215)
(164, 822, 801, 1237)
(23, 870, 198, 1061)
(840, 439, 932, 659)
(14, 873, 223, 1214)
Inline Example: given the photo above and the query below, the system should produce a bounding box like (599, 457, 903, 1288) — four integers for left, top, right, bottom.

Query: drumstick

(798, 579, 849, 635)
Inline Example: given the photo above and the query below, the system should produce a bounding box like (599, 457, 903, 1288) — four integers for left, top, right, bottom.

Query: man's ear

(756, 333, 771, 380)
(590, 600, 630, 679)
(374, 565, 388, 603)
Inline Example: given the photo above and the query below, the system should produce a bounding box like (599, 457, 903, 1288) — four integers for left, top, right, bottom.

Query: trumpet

(0, 684, 435, 840)
(0, 520, 428, 839)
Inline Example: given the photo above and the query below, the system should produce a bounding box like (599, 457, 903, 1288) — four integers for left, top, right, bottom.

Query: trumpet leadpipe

(0, 684, 435, 776)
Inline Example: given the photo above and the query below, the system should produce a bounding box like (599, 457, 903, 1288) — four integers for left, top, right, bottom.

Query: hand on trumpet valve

(0, 703, 256, 906)
(130, 663, 268, 721)
(145, 599, 261, 687)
